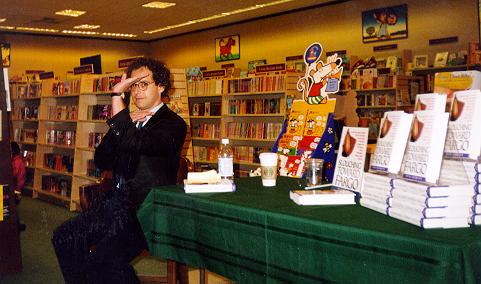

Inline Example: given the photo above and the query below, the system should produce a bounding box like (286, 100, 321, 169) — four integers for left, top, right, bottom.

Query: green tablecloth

(137, 176, 481, 283)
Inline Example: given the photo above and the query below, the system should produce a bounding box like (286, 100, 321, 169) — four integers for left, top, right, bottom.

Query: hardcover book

(388, 209, 469, 228)
(414, 93, 447, 112)
(289, 189, 355, 205)
(444, 90, 481, 160)
(392, 178, 475, 197)
(184, 179, 235, 193)
(439, 159, 478, 185)
(400, 111, 450, 184)
(370, 111, 413, 174)
(332, 127, 369, 192)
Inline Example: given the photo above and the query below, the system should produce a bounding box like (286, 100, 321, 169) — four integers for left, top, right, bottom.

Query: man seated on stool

(52, 58, 187, 283)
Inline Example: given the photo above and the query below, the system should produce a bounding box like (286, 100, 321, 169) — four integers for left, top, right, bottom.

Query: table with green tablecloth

(137, 176, 481, 283)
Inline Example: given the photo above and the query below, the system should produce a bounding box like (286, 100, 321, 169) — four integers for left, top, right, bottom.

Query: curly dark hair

(126, 57, 171, 98)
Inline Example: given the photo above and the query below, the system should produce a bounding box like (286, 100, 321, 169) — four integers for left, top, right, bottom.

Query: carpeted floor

(0, 196, 167, 283)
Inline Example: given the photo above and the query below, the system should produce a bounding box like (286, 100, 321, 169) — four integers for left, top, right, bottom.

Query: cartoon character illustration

(219, 37, 236, 60)
(374, 9, 398, 39)
(289, 118, 298, 133)
(297, 51, 344, 105)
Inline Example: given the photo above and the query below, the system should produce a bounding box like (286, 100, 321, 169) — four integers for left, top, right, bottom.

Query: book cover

(290, 189, 355, 205)
(370, 111, 413, 174)
(400, 111, 449, 184)
(332, 127, 369, 192)
(414, 93, 447, 112)
(444, 90, 481, 160)
(184, 179, 235, 193)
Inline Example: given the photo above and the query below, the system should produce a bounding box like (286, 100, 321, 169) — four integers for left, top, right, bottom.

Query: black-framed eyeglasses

(130, 81, 155, 92)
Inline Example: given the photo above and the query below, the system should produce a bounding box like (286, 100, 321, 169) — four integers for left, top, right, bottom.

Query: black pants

(52, 188, 147, 284)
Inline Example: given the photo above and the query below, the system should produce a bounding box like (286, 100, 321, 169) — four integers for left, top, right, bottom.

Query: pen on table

(304, 183, 332, 190)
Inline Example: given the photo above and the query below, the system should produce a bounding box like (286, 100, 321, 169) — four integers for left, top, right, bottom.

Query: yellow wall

(2, 34, 148, 80)
(150, 0, 478, 69)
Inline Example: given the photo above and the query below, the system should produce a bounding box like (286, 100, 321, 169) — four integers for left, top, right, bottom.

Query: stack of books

(359, 172, 393, 215)
(388, 178, 473, 228)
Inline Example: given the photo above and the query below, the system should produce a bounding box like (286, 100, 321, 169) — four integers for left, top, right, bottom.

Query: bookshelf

(187, 72, 302, 176)
(353, 72, 424, 140)
(411, 64, 481, 93)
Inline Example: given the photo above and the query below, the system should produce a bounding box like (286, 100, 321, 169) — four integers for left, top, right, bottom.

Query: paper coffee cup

(259, 152, 278, 187)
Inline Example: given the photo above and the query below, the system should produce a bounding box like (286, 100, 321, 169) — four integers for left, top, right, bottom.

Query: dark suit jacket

(95, 104, 187, 209)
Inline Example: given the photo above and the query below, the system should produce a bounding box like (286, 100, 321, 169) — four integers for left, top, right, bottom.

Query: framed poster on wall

(215, 34, 240, 62)
(362, 4, 408, 43)
(1, 43, 10, 67)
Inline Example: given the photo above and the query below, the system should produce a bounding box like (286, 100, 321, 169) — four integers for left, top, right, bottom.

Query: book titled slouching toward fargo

(290, 189, 355, 205)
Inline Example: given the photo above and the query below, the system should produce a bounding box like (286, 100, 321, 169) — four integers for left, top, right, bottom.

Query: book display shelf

(187, 72, 303, 176)
(10, 73, 122, 211)
(352, 70, 424, 140)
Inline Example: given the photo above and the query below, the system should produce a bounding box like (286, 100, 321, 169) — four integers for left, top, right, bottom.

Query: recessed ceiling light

(142, 2, 176, 9)
(102, 32, 137, 38)
(74, 24, 100, 30)
(0, 18, 6, 23)
(16, 26, 59, 32)
(62, 30, 99, 35)
(145, 0, 294, 34)
(55, 9, 86, 17)
(0, 25, 15, 30)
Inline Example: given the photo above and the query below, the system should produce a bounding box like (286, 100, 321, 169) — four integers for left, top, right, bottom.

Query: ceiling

(0, 0, 343, 41)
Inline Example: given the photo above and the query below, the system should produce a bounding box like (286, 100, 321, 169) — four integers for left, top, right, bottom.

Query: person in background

(11, 141, 26, 232)
(52, 58, 187, 283)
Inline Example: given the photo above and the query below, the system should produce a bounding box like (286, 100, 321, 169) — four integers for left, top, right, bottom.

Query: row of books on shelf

(357, 93, 395, 107)
(87, 159, 101, 178)
(92, 75, 122, 93)
(224, 122, 283, 140)
(13, 128, 37, 143)
(351, 69, 396, 90)
(226, 76, 286, 93)
(46, 130, 76, 147)
(87, 105, 111, 120)
(191, 123, 220, 139)
(13, 106, 39, 120)
(47, 105, 78, 121)
(193, 145, 269, 164)
(52, 80, 81, 96)
(43, 153, 74, 173)
(88, 132, 105, 149)
(41, 175, 71, 197)
(187, 79, 223, 96)
(22, 150, 35, 167)
(191, 102, 222, 116)
(14, 83, 41, 98)
(226, 98, 281, 115)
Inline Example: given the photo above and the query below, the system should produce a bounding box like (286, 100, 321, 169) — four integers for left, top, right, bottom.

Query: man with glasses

(52, 58, 187, 283)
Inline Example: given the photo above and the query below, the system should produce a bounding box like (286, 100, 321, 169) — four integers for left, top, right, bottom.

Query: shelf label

(326, 50, 347, 56)
(373, 44, 398, 52)
(73, 64, 94, 75)
(285, 55, 303, 61)
(203, 69, 226, 78)
(118, 56, 144, 68)
(221, 63, 235, 69)
(429, 36, 458, 45)
(256, 63, 286, 73)
(39, 71, 54, 80)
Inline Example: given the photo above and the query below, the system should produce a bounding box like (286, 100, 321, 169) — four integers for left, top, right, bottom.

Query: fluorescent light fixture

(62, 30, 99, 35)
(142, 2, 176, 9)
(0, 25, 15, 30)
(0, 18, 6, 23)
(74, 24, 100, 30)
(55, 9, 86, 17)
(145, 0, 295, 34)
(101, 32, 137, 38)
(16, 27, 59, 32)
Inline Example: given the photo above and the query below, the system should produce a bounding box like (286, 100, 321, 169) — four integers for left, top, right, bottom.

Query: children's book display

(274, 99, 337, 181)
(360, 92, 481, 228)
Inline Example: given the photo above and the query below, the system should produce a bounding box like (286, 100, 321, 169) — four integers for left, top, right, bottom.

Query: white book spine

(360, 197, 389, 215)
